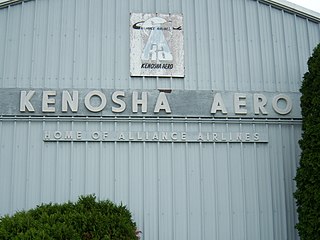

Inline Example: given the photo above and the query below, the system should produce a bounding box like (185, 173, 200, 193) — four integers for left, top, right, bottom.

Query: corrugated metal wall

(0, 117, 302, 240)
(0, 0, 319, 239)
(0, 0, 319, 90)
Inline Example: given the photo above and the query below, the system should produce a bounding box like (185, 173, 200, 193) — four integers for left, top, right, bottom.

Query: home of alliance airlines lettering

(0, 0, 319, 239)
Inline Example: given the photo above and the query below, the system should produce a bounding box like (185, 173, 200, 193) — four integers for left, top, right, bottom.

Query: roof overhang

(0, 0, 32, 9)
(259, 0, 320, 22)
(0, 0, 319, 22)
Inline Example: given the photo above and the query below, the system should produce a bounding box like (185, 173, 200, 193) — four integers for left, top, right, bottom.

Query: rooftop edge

(0, 0, 319, 22)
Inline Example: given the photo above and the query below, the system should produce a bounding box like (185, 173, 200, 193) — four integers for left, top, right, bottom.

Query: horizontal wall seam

(0, 115, 302, 124)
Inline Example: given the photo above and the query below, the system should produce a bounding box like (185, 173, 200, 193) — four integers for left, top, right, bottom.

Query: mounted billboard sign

(0, 89, 301, 118)
(130, 13, 184, 77)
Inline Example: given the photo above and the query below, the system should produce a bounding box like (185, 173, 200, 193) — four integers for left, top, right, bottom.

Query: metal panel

(0, 0, 319, 240)
(0, 118, 303, 240)
(0, 0, 318, 90)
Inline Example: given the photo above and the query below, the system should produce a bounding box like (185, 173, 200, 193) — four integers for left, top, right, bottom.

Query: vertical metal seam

(99, 0, 103, 89)
(156, 119, 160, 240)
(268, 5, 278, 92)
(168, 0, 172, 87)
(9, 120, 16, 213)
(142, 76, 145, 90)
(199, 121, 204, 240)
(274, 124, 281, 239)
(231, 0, 239, 91)
(281, 11, 291, 92)
(218, 0, 226, 91)
(156, 77, 159, 90)
(239, 122, 247, 240)
(40, 120, 45, 203)
(192, 0, 199, 90)
(293, 15, 302, 81)
(1, 7, 9, 88)
(185, 121, 190, 240)
(71, 0, 77, 89)
(57, 0, 63, 88)
(205, 0, 213, 90)
(226, 122, 233, 240)
(86, 0, 90, 89)
(84, 120, 88, 194)
(112, 0, 116, 89)
(212, 122, 219, 240)
(128, 119, 132, 208)
(279, 124, 288, 239)
(306, 19, 312, 54)
(265, 123, 275, 239)
(24, 119, 31, 210)
(256, 1, 265, 91)
(142, 117, 146, 239)
(152, 0, 156, 15)
(98, 119, 102, 198)
(253, 123, 262, 239)
(121, 0, 127, 89)
(16, 2, 23, 87)
(128, 9, 131, 88)
(243, 0, 252, 92)
(181, 0, 186, 90)
(54, 119, 59, 202)
(171, 120, 175, 240)
(113, 117, 117, 201)
(43, 0, 49, 87)
(69, 120, 74, 200)
(30, 0, 37, 88)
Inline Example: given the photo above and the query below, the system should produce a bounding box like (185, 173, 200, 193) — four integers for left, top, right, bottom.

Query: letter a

(211, 93, 227, 114)
(154, 92, 171, 113)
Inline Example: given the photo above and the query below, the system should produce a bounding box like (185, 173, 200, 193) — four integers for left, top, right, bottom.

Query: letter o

(92, 131, 100, 140)
(84, 90, 107, 112)
(54, 131, 62, 139)
(272, 94, 292, 115)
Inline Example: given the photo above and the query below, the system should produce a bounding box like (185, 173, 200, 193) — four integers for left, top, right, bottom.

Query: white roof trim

(0, 0, 32, 9)
(0, 0, 320, 22)
(259, 0, 320, 21)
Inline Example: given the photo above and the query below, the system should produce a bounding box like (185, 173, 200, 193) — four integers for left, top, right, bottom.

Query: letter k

(20, 90, 35, 112)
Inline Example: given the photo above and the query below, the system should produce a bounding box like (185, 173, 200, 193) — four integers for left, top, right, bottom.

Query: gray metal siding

(0, 118, 302, 239)
(0, 0, 319, 239)
(0, 0, 319, 90)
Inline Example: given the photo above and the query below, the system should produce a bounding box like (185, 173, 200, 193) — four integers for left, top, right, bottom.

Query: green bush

(0, 195, 138, 240)
(294, 43, 320, 240)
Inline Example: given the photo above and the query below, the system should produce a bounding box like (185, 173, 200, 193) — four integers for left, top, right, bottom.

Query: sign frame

(130, 13, 184, 77)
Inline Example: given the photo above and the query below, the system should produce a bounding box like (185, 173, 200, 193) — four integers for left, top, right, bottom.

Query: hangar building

(0, 0, 320, 239)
